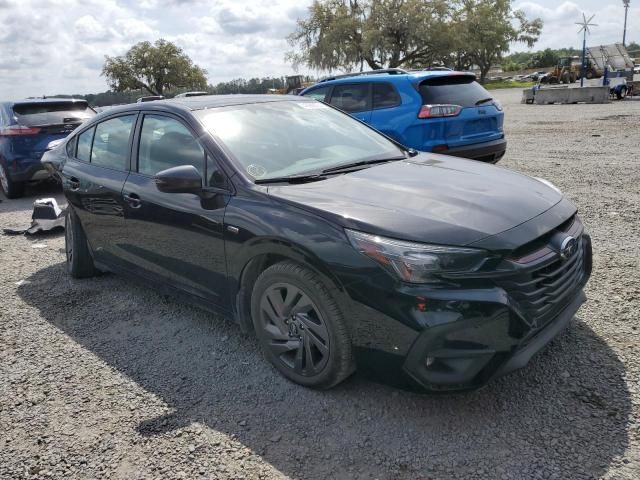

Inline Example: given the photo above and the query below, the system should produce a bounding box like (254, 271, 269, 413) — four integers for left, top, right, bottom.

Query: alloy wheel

(258, 282, 330, 376)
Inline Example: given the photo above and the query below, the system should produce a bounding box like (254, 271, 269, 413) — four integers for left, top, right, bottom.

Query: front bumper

(401, 288, 586, 391)
(444, 138, 507, 164)
(344, 224, 591, 392)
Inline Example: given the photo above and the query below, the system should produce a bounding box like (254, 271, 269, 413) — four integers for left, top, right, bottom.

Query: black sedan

(43, 95, 592, 391)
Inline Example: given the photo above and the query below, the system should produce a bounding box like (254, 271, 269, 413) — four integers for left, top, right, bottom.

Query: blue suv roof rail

(318, 68, 409, 83)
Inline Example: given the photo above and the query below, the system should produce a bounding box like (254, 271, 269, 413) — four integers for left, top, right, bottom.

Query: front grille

(496, 221, 591, 329)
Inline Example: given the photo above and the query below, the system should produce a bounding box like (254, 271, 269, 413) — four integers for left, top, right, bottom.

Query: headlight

(345, 229, 487, 283)
(534, 177, 562, 195)
(492, 99, 503, 111)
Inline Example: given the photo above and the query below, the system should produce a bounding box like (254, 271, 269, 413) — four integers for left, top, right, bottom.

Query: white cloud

(74, 15, 111, 41)
(514, 1, 639, 50)
(0, 0, 637, 100)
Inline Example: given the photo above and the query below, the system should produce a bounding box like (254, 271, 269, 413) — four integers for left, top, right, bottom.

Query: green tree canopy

(102, 39, 207, 96)
(287, 0, 543, 82)
(455, 0, 543, 82)
(287, 0, 455, 72)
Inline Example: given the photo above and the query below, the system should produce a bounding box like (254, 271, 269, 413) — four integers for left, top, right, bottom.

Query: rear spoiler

(413, 72, 477, 89)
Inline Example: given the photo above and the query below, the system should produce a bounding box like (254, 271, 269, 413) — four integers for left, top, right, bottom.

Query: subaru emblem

(559, 236, 577, 260)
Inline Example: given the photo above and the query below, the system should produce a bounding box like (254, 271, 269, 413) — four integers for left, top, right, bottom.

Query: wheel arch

(231, 239, 348, 335)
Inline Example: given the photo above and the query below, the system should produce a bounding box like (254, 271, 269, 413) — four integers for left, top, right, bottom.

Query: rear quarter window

(329, 84, 371, 113)
(76, 127, 95, 163)
(419, 76, 491, 108)
(372, 83, 401, 109)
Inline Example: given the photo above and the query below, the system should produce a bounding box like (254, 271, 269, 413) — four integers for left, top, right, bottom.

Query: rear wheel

(0, 163, 25, 199)
(251, 262, 354, 389)
(616, 87, 627, 100)
(65, 208, 97, 278)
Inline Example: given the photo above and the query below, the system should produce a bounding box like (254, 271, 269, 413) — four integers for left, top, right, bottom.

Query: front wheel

(251, 262, 354, 389)
(0, 163, 25, 199)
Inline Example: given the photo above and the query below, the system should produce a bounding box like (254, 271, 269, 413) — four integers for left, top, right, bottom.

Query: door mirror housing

(153, 165, 203, 194)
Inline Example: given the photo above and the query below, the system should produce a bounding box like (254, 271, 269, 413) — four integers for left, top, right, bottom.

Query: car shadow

(18, 262, 632, 479)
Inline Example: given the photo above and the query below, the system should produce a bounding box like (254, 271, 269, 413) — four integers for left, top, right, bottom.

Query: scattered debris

(2, 198, 66, 236)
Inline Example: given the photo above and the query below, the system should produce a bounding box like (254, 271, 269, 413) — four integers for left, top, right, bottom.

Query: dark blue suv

(300, 69, 506, 163)
(0, 99, 95, 198)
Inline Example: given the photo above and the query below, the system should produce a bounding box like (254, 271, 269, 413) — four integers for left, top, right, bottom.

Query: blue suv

(0, 99, 95, 198)
(300, 69, 506, 163)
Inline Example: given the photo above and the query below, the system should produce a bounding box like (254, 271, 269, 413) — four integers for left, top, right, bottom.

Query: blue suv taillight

(418, 104, 462, 119)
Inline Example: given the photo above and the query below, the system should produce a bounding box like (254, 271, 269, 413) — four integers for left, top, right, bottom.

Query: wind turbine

(575, 13, 597, 87)
(622, 0, 630, 46)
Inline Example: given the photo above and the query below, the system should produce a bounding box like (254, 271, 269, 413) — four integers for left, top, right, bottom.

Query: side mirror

(153, 165, 203, 194)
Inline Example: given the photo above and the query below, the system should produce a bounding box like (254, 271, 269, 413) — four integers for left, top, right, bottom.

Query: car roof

(313, 70, 475, 87)
(9, 98, 89, 106)
(89, 94, 314, 119)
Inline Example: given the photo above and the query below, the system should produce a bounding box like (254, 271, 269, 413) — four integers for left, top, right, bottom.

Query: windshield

(196, 101, 402, 181)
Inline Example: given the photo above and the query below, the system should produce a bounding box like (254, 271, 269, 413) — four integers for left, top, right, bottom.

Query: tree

(287, 0, 455, 72)
(102, 39, 207, 96)
(455, 0, 542, 83)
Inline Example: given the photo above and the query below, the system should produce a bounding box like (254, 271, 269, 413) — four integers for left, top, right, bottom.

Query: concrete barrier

(522, 86, 610, 105)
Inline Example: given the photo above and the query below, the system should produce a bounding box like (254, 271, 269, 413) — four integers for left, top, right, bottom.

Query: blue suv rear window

(419, 76, 491, 108)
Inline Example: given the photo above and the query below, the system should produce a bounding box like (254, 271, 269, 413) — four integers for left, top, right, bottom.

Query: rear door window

(418, 76, 491, 107)
(372, 83, 401, 109)
(329, 84, 371, 113)
(90, 115, 136, 170)
(12, 101, 96, 127)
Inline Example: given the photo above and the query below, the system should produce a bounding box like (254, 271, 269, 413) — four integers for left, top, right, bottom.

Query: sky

(0, 0, 637, 100)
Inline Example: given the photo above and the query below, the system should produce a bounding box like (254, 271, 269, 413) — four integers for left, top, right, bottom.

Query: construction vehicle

(542, 43, 635, 85)
(541, 57, 590, 84)
(267, 75, 315, 95)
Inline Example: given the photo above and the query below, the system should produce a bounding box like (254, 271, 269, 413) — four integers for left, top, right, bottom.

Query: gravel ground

(1, 89, 638, 480)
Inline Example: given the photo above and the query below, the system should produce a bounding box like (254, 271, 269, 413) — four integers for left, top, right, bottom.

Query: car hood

(266, 154, 563, 246)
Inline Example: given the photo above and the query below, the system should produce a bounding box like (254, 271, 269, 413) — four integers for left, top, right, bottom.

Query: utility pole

(622, 0, 630, 46)
(576, 13, 597, 87)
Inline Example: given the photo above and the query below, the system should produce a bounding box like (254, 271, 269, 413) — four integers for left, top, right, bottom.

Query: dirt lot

(1, 89, 639, 480)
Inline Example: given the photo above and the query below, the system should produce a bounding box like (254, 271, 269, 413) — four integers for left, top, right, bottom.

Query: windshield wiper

(254, 173, 327, 184)
(321, 156, 405, 174)
(475, 98, 494, 106)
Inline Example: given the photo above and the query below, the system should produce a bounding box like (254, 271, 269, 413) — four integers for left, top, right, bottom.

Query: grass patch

(484, 81, 536, 89)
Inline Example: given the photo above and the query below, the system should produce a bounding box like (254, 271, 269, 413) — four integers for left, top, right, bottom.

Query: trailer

(587, 43, 635, 75)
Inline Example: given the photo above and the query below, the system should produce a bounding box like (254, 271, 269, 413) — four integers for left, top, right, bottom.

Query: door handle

(69, 176, 80, 191)
(123, 192, 142, 209)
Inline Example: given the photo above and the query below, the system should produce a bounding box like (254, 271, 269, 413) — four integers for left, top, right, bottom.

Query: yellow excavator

(268, 75, 314, 95)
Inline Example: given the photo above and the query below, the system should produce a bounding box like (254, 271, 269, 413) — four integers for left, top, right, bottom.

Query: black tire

(250, 261, 354, 389)
(65, 208, 97, 278)
(0, 163, 25, 199)
(616, 87, 627, 100)
(586, 70, 594, 79)
(561, 72, 570, 84)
